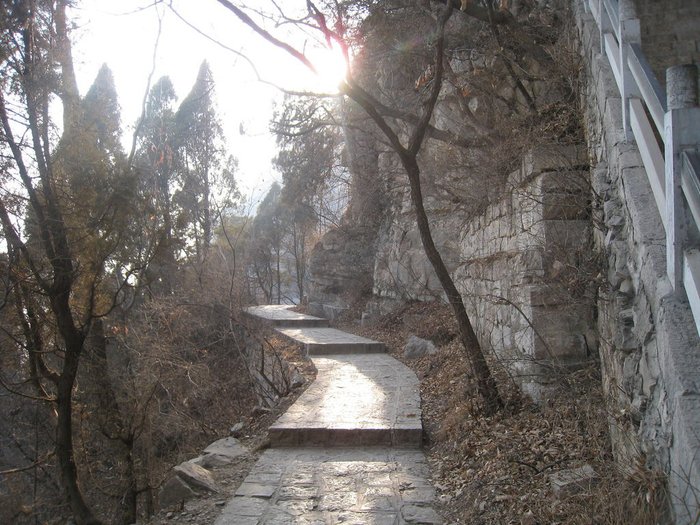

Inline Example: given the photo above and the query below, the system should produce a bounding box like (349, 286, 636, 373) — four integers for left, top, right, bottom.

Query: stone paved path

(269, 354, 422, 447)
(215, 448, 440, 525)
(216, 306, 441, 524)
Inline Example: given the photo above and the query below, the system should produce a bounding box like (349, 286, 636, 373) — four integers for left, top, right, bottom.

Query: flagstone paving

(269, 354, 422, 447)
(215, 448, 441, 525)
(218, 306, 441, 524)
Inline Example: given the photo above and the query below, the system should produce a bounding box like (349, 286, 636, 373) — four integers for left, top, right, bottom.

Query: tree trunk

(402, 157, 503, 413)
(340, 3, 503, 413)
(56, 346, 101, 525)
(121, 441, 138, 524)
(276, 247, 281, 305)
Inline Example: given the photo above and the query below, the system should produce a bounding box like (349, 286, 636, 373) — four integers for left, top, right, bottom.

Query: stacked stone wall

(574, 1, 700, 522)
(372, 144, 598, 398)
(455, 149, 597, 398)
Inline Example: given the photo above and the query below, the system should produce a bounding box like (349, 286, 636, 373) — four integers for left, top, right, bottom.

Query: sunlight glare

(309, 45, 348, 93)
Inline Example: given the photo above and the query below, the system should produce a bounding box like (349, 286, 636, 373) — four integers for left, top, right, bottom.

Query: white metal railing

(584, 0, 700, 336)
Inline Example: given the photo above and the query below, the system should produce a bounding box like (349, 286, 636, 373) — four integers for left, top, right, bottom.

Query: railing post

(665, 64, 700, 290)
(598, 0, 611, 54)
(618, 0, 641, 140)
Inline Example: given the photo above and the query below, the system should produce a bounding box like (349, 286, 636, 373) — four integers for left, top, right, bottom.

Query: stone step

(244, 305, 329, 328)
(275, 327, 386, 355)
(268, 354, 422, 448)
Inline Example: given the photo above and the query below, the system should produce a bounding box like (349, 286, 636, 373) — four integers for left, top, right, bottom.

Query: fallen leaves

(337, 301, 664, 525)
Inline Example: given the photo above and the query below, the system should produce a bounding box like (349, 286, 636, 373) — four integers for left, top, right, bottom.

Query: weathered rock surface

(307, 224, 378, 316)
(404, 335, 437, 359)
(160, 459, 220, 509)
(189, 437, 248, 469)
(159, 476, 197, 509)
(173, 461, 219, 493)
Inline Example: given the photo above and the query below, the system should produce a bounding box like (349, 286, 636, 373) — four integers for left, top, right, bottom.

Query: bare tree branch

(215, 0, 319, 73)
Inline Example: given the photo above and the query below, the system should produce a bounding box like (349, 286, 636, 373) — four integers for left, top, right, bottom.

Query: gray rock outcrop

(403, 335, 437, 359)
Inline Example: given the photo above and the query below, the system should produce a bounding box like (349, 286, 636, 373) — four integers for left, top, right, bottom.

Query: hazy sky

(69, 0, 345, 204)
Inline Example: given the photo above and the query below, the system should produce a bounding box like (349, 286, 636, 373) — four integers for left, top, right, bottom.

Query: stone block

(657, 295, 700, 399)
(234, 482, 277, 498)
(173, 461, 219, 493)
(526, 284, 577, 307)
(202, 437, 247, 464)
(542, 192, 590, 221)
(401, 504, 442, 524)
(549, 465, 598, 497)
(669, 395, 700, 524)
(538, 170, 590, 193)
(602, 97, 625, 147)
(404, 335, 437, 359)
(523, 144, 587, 177)
(529, 304, 595, 361)
(159, 476, 196, 509)
(542, 220, 591, 254)
(619, 167, 665, 246)
(611, 142, 644, 173)
(595, 57, 619, 110)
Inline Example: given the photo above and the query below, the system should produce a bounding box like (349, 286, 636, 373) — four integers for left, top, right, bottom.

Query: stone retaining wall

(574, 1, 700, 522)
(453, 147, 597, 398)
(372, 144, 598, 398)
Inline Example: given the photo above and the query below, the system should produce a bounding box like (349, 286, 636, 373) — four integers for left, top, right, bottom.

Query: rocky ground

(148, 301, 665, 525)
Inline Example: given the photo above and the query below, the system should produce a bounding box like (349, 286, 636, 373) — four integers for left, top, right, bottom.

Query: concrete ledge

(268, 427, 422, 448)
(275, 327, 386, 356)
(269, 354, 422, 449)
(244, 305, 330, 328)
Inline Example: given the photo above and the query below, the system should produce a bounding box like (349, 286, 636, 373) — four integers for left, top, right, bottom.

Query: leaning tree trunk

(346, 86, 504, 412)
(341, 3, 503, 413)
(402, 157, 503, 413)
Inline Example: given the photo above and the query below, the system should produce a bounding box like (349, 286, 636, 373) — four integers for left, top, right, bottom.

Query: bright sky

(69, 0, 346, 205)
